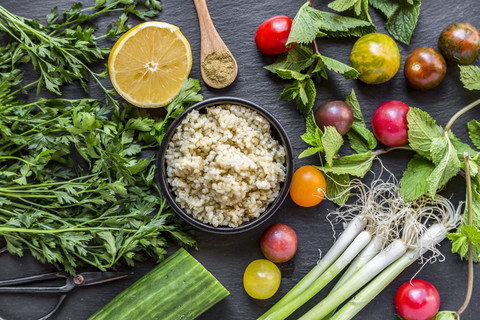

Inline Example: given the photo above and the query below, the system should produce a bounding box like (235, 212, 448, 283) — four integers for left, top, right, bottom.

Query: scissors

(0, 246, 128, 320)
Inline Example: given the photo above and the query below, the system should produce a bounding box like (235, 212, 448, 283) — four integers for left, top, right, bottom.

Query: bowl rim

(157, 96, 294, 234)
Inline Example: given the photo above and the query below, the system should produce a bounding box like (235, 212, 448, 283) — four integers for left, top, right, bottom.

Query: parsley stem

(444, 97, 480, 133)
(455, 153, 474, 318)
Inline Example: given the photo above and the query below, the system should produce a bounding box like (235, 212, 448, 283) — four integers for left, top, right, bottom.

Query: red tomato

(371, 100, 410, 147)
(255, 15, 294, 55)
(438, 22, 480, 65)
(395, 280, 440, 320)
(404, 47, 447, 90)
(289, 166, 326, 207)
(260, 223, 298, 263)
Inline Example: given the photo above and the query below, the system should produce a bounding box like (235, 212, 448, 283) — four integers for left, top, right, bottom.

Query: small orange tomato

(289, 166, 326, 207)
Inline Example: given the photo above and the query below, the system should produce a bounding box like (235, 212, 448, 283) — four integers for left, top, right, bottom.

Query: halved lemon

(108, 21, 192, 108)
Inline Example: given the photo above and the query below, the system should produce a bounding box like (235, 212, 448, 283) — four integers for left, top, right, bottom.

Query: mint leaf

(287, 2, 374, 45)
(447, 224, 480, 262)
(325, 173, 351, 206)
(345, 89, 377, 153)
(427, 136, 461, 197)
(322, 126, 344, 167)
(346, 89, 365, 125)
(369, 0, 399, 18)
(400, 155, 435, 201)
(468, 120, 480, 149)
(299, 147, 322, 158)
(407, 107, 443, 159)
(449, 131, 479, 161)
(318, 54, 360, 79)
(433, 311, 457, 320)
(301, 111, 324, 150)
(275, 69, 311, 81)
(265, 45, 315, 74)
(347, 123, 377, 153)
(459, 65, 480, 90)
(384, 1, 421, 45)
(329, 0, 360, 12)
(287, 2, 325, 45)
(319, 152, 374, 177)
(279, 80, 302, 102)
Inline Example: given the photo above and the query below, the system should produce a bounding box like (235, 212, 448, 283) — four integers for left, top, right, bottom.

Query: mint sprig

(329, 0, 422, 45)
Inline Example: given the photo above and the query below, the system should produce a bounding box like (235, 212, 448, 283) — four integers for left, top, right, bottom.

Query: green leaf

(275, 69, 311, 81)
(279, 80, 302, 101)
(432, 311, 457, 320)
(322, 126, 344, 167)
(318, 54, 360, 79)
(329, 0, 360, 12)
(319, 152, 374, 177)
(264, 45, 315, 74)
(468, 120, 480, 149)
(369, 0, 399, 18)
(324, 173, 351, 206)
(287, 2, 324, 45)
(459, 65, 480, 90)
(301, 112, 324, 150)
(407, 107, 444, 159)
(344, 89, 377, 152)
(427, 136, 461, 197)
(400, 155, 435, 201)
(287, 3, 374, 45)
(384, 1, 421, 45)
(347, 123, 377, 153)
(345, 89, 365, 125)
(299, 147, 322, 158)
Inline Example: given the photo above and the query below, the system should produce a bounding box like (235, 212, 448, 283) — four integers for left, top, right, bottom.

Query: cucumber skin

(89, 248, 229, 320)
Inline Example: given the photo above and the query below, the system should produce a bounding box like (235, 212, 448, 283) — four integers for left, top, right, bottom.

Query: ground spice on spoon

(201, 50, 236, 88)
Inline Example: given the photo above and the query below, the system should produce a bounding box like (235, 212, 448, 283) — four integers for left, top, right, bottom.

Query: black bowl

(157, 97, 294, 234)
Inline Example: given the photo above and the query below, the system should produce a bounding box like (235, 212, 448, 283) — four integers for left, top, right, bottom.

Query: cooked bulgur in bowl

(158, 97, 294, 234)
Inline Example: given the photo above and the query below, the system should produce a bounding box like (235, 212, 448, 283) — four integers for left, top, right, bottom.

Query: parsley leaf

(459, 65, 480, 90)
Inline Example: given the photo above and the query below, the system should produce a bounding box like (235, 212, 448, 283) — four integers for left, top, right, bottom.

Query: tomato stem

(444, 97, 480, 133)
(455, 153, 474, 318)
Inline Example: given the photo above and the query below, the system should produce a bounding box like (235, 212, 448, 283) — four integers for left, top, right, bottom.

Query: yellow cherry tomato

(243, 259, 281, 299)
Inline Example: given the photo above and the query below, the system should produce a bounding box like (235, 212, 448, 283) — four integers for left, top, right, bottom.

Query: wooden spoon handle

(192, 0, 227, 58)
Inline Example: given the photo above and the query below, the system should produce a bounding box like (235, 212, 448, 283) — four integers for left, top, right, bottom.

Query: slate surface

(1, 0, 480, 319)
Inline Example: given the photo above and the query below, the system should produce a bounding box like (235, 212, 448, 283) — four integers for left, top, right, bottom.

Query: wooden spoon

(192, 0, 238, 89)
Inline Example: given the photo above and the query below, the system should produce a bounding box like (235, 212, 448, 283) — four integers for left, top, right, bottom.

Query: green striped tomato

(350, 33, 401, 85)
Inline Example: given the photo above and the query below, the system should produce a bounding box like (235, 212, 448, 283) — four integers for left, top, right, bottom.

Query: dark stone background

(1, 0, 480, 319)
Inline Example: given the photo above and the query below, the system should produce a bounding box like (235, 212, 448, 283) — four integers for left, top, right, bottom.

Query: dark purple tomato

(438, 22, 480, 64)
(314, 101, 354, 135)
(404, 47, 447, 90)
(395, 280, 440, 320)
(260, 223, 298, 263)
(371, 100, 409, 147)
(255, 15, 294, 55)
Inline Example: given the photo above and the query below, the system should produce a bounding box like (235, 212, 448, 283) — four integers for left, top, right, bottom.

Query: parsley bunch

(0, 1, 204, 274)
(0, 0, 161, 97)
